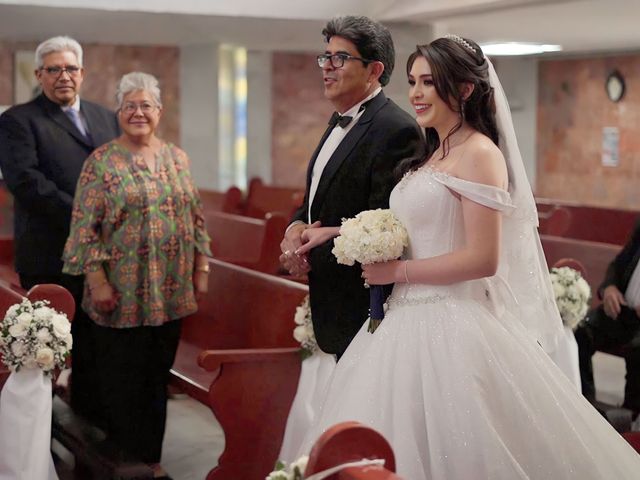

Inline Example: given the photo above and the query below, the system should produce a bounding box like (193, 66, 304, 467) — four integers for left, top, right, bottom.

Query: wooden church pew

(305, 421, 402, 480)
(205, 210, 288, 274)
(199, 186, 244, 215)
(244, 177, 304, 219)
(170, 258, 308, 480)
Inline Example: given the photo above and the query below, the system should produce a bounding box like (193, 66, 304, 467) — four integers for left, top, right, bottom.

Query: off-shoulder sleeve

(62, 148, 111, 275)
(430, 169, 516, 215)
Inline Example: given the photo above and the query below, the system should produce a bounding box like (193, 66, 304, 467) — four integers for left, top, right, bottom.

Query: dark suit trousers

(19, 273, 102, 423)
(575, 305, 640, 413)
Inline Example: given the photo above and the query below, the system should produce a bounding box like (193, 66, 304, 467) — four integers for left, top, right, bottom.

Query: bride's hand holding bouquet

(332, 209, 408, 332)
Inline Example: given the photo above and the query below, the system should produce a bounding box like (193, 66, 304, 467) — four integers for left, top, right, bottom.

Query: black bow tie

(328, 111, 353, 129)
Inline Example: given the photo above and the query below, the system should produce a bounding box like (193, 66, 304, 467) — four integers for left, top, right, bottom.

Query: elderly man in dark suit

(576, 218, 640, 421)
(0, 36, 119, 421)
(280, 16, 424, 359)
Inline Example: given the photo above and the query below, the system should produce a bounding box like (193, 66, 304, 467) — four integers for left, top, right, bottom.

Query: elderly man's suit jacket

(0, 93, 119, 276)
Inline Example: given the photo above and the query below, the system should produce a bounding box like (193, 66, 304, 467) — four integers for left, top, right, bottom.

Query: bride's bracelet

(404, 260, 410, 284)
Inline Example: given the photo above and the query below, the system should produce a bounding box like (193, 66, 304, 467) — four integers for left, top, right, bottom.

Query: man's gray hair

(322, 16, 395, 86)
(35, 36, 83, 68)
(116, 72, 162, 107)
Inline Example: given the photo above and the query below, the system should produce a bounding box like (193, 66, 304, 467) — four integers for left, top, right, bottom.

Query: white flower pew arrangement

(293, 295, 318, 360)
(332, 209, 408, 333)
(267, 455, 386, 480)
(549, 266, 591, 330)
(547, 266, 591, 390)
(0, 298, 72, 480)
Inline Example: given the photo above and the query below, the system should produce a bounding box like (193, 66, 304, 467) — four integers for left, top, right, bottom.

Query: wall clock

(606, 70, 625, 102)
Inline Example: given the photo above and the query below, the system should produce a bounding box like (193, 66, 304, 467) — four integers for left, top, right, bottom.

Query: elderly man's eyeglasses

(120, 102, 158, 114)
(40, 66, 81, 76)
(316, 53, 372, 69)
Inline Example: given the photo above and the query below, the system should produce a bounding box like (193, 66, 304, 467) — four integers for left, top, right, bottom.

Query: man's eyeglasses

(316, 53, 372, 69)
(120, 102, 158, 114)
(40, 66, 81, 77)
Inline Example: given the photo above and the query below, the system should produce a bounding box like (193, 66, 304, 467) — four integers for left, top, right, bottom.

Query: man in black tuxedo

(280, 16, 424, 358)
(0, 36, 119, 420)
(576, 218, 640, 419)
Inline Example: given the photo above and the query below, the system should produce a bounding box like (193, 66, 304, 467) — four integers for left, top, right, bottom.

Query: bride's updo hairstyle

(400, 36, 499, 174)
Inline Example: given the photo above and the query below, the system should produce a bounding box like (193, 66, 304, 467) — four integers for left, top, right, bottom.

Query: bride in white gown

(294, 36, 640, 479)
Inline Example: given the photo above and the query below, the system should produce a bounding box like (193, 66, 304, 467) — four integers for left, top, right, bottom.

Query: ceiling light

(480, 42, 562, 56)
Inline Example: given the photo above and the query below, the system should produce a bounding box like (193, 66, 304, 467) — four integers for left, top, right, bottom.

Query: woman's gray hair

(116, 72, 162, 107)
(35, 36, 83, 68)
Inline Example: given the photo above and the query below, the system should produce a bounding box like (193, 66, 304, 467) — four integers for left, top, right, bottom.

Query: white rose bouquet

(267, 455, 308, 480)
(549, 266, 591, 330)
(293, 295, 318, 360)
(0, 298, 72, 373)
(332, 209, 408, 332)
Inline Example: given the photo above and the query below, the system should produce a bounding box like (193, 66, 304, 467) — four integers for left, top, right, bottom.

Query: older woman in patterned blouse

(63, 71, 210, 477)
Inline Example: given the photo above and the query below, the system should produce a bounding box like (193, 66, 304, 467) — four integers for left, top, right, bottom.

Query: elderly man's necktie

(328, 111, 353, 129)
(65, 108, 91, 142)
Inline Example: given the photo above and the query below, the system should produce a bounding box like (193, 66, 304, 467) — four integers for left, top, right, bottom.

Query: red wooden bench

(244, 177, 304, 219)
(305, 421, 402, 480)
(537, 198, 638, 245)
(205, 210, 288, 274)
(170, 258, 308, 480)
(199, 187, 244, 215)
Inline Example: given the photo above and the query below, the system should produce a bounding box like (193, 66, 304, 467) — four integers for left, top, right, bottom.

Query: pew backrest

(537, 199, 638, 245)
(199, 187, 244, 215)
(245, 177, 304, 219)
(205, 210, 287, 274)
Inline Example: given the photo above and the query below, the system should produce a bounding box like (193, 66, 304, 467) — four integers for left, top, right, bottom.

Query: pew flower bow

(332, 209, 408, 333)
(0, 298, 72, 373)
(267, 456, 308, 480)
(293, 295, 317, 360)
(549, 266, 591, 330)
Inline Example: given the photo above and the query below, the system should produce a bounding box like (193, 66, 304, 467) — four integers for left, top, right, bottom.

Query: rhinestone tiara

(444, 34, 476, 54)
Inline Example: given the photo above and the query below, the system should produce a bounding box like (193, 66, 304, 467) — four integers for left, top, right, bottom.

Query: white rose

(8, 323, 27, 338)
(34, 307, 55, 323)
(16, 312, 33, 327)
(11, 341, 26, 357)
(552, 281, 565, 299)
(51, 314, 71, 339)
(23, 357, 38, 369)
(5, 304, 19, 318)
(266, 472, 290, 480)
(64, 333, 73, 349)
(36, 347, 55, 370)
(36, 328, 53, 344)
(291, 455, 309, 476)
(293, 325, 307, 343)
(294, 306, 307, 326)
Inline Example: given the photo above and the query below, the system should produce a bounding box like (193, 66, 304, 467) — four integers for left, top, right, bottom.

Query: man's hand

(602, 285, 626, 319)
(280, 222, 318, 276)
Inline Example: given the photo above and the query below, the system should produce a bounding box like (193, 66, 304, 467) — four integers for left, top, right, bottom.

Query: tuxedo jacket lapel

(310, 92, 388, 221)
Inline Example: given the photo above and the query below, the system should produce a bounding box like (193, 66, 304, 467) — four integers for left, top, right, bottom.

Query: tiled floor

(161, 394, 225, 480)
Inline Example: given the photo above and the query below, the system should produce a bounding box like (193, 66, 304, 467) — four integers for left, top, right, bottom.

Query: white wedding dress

(297, 166, 640, 479)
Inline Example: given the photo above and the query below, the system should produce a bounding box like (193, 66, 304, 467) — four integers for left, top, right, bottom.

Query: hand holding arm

(280, 222, 313, 275)
(295, 225, 340, 256)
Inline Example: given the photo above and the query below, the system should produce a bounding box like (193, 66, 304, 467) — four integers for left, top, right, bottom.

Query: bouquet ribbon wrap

(368, 285, 385, 332)
(0, 368, 58, 480)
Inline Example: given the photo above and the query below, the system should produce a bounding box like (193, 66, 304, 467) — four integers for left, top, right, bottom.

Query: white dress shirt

(306, 87, 382, 223)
